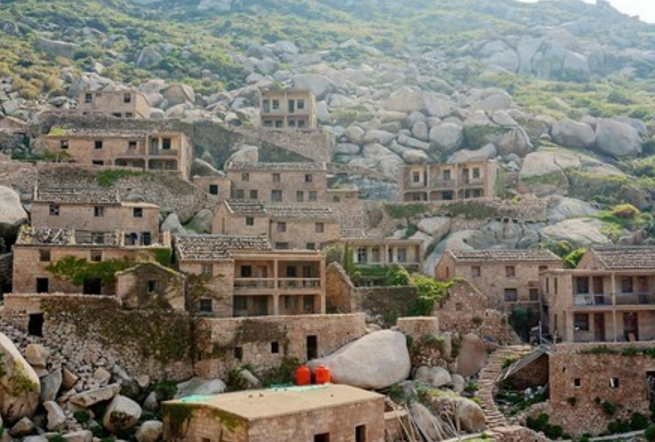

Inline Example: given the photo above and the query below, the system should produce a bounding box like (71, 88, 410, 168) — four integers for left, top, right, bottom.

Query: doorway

(307, 335, 318, 360)
(594, 313, 606, 342)
(83, 278, 102, 295)
(314, 434, 330, 442)
(28, 314, 44, 337)
(36, 278, 49, 293)
(624, 312, 639, 341)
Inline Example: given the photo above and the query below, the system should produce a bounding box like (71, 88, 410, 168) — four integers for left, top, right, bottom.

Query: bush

(612, 203, 640, 219)
(526, 413, 550, 432)
(630, 412, 649, 431)
(607, 419, 630, 434)
(544, 424, 564, 439)
(73, 411, 91, 424)
(645, 424, 655, 441)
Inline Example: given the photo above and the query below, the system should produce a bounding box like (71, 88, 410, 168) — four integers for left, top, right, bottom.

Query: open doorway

(28, 314, 44, 337)
(307, 335, 318, 360)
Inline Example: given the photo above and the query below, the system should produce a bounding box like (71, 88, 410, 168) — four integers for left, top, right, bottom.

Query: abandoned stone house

(11, 226, 172, 295)
(76, 86, 151, 119)
(548, 343, 655, 436)
(542, 246, 655, 343)
(340, 234, 424, 274)
(259, 89, 317, 130)
(114, 261, 186, 311)
(44, 128, 192, 179)
(435, 249, 563, 313)
(400, 160, 500, 202)
(192, 173, 232, 199)
(225, 162, 328, 205)
(31, 186, 160, 240)
(213, 200, 269, 237)
(174, 235, 326, 318)
(163, 384, 384, 442)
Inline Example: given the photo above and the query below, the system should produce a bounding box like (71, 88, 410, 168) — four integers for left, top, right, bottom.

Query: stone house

(548, 343, 655, 437)
(267, 206, 340, 250)
(163, 384, 384, 442)
(542, 247, 655, 343)
(44, 129, 192, 179)
(174, 235, 326, 317)
(327, 186, 359, 203)
(435, 249, 562, 313)
(340, 236, 424, 273)
(225, 162, 328, 205)
(31, 186, 160, 242)
(212, 200, 269, 238)
(192, 173, 232, 199)
(260, 89, 317, 130)
(400, 160, 500, 202)
(115, 261, 186, 311)
(76, 86, 151, 119)
(12, 226, 172, 295)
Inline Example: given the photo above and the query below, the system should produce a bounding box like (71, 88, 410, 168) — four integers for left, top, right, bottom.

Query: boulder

(0, 186, 28, 237)
(463, 111, 532, 156)
(417, 217, 451, 240)
(186, 209, 214, 234)
(451, 374, 466, 394)
(161, 84, 195, 107)
(103, 395, 142, 433)
(454, 397, 486, 432)
(40, 369, 63, 403)
(24, 437, 48, 442)
(551, 119, 596, 148)
(410, 403, 441, 440)
(291, 74, 335, 100)
(69, 384, 120, 408)
(176, 378, 226, 398)
(402, 149, 428, 165)
(272, 40, 299, 55)
(24, 344, 49, 368)
(9, 417, 37, 437)
(93, 367, 112, 385)
(455, 334, 487, 377)
(34, 36, 77, 58)
(363, 130, 395, 146)
(450, 144, 497, 164)
(62, 431, 93, 442)
(335, 143, 360, 155)
(191, 159, 221, 177)
(548, 197, 600, 223)
(136, 420, 164, 442)
(44, 401, 66, 431)
(0, 333, 40, 423)
(594, 119, 642, 158)
(414, 366, 452, 388)
(429, 122, 463, 153)
(384, 87, 425, 113)
(398, 134, 430, 151)
(541, 218, 611, 246)
(519, 151, 569, 197)
(160, 213, 186, 235)
(62, 367, 79, 390)
(226, 145, 259, 164)
(307, 330, 411, 389)
(345, 126, 365, 144)
(412, 122, 429, 142)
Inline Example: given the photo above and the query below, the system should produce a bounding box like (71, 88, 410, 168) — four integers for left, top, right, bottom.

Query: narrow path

(477, 345, 532, 428)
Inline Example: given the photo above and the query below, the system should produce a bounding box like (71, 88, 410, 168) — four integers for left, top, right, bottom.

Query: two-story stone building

(225, 162, 328, 204)
(44, 129, 192, 179)
(340, 231, 424, 276)
(436, 249, 562, 313)
(31, 186, 160, 244)
(76, 86, 151, 119)
(260, 89, 317, 130)
(400, 160, 500, 202)
(266, 206, 340, 251)
(174, 235, 326, 318)
(542, 246, 655, 343)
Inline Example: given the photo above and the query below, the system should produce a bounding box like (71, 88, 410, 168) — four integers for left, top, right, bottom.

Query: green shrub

(73, 411, 91, 424)
(607, 419, 631, 434)
(631, 412, 649, 431)
(612, 203, 640, 219)
(49, 435, 66, 442)
(526, 413, 550, 432)
(645, 424, 655, 441)
(544, 424, 564, 440)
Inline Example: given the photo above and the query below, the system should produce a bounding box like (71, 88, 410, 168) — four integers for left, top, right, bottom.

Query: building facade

(260, 89, 317, 130)
(44, 129, 192, 179)
(76, 87, 151, 119)
(340, 237, 424, 274)
(267, 206, 340, 250)
(225, 162, 328, 205)
(435, 249, 562, 311)
(400, 160, 500, 202)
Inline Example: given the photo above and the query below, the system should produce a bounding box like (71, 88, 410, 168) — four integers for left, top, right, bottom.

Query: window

(357, 248, 367, 264)
(94, 140, 103, 150)
(201, 264, 213, 276)
(574, 313, 590, 331)
(85, 93, 93, 103)
(90, 250, 102, 262)
(234, 347, 243, 361)
(574, 378, 581, 388)
(271, 190, 282, 202)
(241, 173, 249, 182)
(314, 433, 330, 442)
(123, 93, 132, 103)
(39, 249, 51, 262)
(472, 168, 480, 179)
(276, 242, 289, 250)
(554, 277, 558, 294)
(576, 277, 589, 294)
(305, 174, 313, 183)
(235, 189, 244, 199)
(442, 190, 454, 200)
(240, 266, 252, 278)
(112, 113, 122, 118)
(250, 189, 258, 199)
(297, 99, 305, 110)
(609, 378, 619, 389)
(309, 191, 317, 201)
(275, 119, 283, 128)
(60, 140, 69, 149)
(504, 288, 518, 302)
(277, 222, 287, 233)
(397, 248, 407, 263)
(128, 141, 137, 150)
(264, 119, 273, 127)
(298, 120, 306, 128)
(49, 204, 60, 216)
(147, 280, 158, 293)
(315, 222, 325, 233)
(272, 99, 280, 110)
(505, 266, 515, 278)
(92, 160, 104, 166)
(288, 99, 295, 113)
(355, 425, 367, 442)
(529, 288, 539, 301)
(133, 208, 143, 218)
(442, 169, 451, 180)
(162, 138, 171, 150)
(263, 99, 270, 113)
(142, 232, 152, 246)
(36, 278, 49, 293)
(412, 171, 420, 183)
(246, 217, 254, 226)
(307, 243, 316, 250)
(296, 191, 304, 202)
(471, 266, 481, 277)
(29, 314, 44, 337)
(125, 112, 133, 118)
(209, 184, 219, 195)
(304, 296, 315, 313)
(546, 278, 550, 293)
(271, 342, 279, 354)
(621, 277, 633, 293)
(273, 173, 281, 183)
(199, 299, 213, 312)
(94, 206, 104, 217)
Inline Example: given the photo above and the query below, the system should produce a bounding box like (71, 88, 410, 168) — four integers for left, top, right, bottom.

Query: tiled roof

(174, 235, 271, 261)
(47, 128, 149, 138)
(448, 249, 561, 263)
(589, 246, 655, 270)
(35, 187, 121, 205)
(267, 206, 337, 221)
(225, 200, 267, 216)
(226, 162, 326, 172)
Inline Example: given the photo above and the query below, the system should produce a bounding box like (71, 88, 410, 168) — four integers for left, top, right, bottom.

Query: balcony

(149, 149, 179, 157)
(234, 278, 321, 292)
(573, 293, 655, 308)
(278, 278, 321, 290)
(430, 179, 457, 189)
(616, 293, 655, 306)
(234, 279, 276, 291)
(461, 178, 484, 186)
(573, 293, 612, 307)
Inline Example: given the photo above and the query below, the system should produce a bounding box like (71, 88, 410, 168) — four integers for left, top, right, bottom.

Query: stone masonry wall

(325, 262, 355, 313)
(0, 252, 12, 292)
(193, 313, 367, 378)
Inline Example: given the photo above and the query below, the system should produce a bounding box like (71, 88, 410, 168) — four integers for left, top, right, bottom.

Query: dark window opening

(36, 278, 49, 293)
(234, 347, 243, 361)
(246, 217, 254, 226)
(90, 250, 102, 262)
(92, 160, 104, 166)
(609, 377, 619, 389)
(128, 141, 137, 150)
(199, 299, 213, 312)
(241, 266, 252, 278)
(209, 184, 219, 195)
(271, 341, 279, 354)
(83, 278, 102, 295)
(307, 335, 318, 360)
(123, 93, 132, 103)
(162, 138, 171, 150)
(356, 425, 367, 442)
(39, 249, 51, 262)
(314, 433, 330, 442)
(60, 140, 69, 149)
(133, 208, 143, 218)
(50, 204, 60, 216)
(141, 232, 152, 246)
(29, 314, 44, 337)
(574, 378, 581, 387)
(147, 280, 157, 293)
(94, 140, 103, 150)
(85, 93, 93, 103)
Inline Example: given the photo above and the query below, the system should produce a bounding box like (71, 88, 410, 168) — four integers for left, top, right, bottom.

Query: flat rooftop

(166, 384, 382, 421)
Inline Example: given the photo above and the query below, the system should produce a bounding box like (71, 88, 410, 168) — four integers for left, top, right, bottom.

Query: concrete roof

(166, 384, 382, 421)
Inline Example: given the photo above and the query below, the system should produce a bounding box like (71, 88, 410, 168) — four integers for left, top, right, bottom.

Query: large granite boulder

(0, 186, 28, 237)
(0, 333, 40, 423)
(414, 366, 452, 388)
(551, 119, 596, 148)
(455, 334, 487, 378)
(175, 377, 226, 398)
(541, 218, 611, 246)
(307, 330, 411, 389)
(594, 119, 642, 158)
(290, 74, 335, 100)
(429, 122, 463, 153)
(547, 197, 600, 223)
(103, 395, 142, 433)
(186, 209, 213, 234)
(136, 420, 164, 442)
(418, 217, 451, 240)
(454, 397, 486, 432)
(161, 84, 195, 107)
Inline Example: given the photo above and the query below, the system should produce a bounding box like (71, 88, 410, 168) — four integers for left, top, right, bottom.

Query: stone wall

(548, 342, 655, 436)
(2, 294, 193, 381)
(484, 426, 551, 442)
(0, 252, 12, 293)
(193, 313, 367, 378)
(325, 262, 355, 313)
(236, 126, 335, 162)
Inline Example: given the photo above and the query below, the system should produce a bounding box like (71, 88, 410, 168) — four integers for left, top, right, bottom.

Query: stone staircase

(478, 345, 533, 428)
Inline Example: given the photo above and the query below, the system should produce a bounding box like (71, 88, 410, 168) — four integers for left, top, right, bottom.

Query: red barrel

(315, 365, 331, 385)
(296, 365, 311, 386)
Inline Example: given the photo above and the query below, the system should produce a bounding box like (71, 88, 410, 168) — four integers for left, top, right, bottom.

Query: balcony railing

(616, 293, 655, 306)
(149, 149, 179, 156)
(461, 178, 484, 186)
(573, 294, 613, 307)
(573, 293, 655, 307)
(234, 279, 276, 290)
(430, 179, 457, 189)
(278, 278, 321, 290)
(234, 278, 322, 291)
